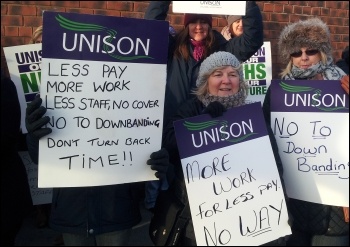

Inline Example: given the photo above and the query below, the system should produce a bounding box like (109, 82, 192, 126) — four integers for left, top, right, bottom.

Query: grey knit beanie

(278, 18, 332, 64)
(227, 15, 242, 26)
(196, 51, 242, 87)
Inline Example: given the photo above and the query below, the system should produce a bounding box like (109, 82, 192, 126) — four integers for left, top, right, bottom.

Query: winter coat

(262, 78, 349, 236)
(162, 98, 286, 242)
(26, 135, 142, 236)
(144, 1, 263, 126)
(1, 74, 32, 243)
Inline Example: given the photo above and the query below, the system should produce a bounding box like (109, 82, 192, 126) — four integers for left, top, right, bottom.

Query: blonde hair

(28, 26, 43, 44)
(279, 50, 327, 78)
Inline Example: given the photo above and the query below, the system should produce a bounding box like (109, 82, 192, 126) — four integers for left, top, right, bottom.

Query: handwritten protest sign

(4, 44, 42, 133)
(173, 103, 291, 246)
(38, 12, 169, 187)
(244, 42, 272, 105)
(270, 80, 349, 207)
(19, 151, 53, 205)
(172, 1, 246, 15)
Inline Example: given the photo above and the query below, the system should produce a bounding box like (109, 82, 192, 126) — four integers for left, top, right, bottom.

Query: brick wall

(1, 1, 349, 78)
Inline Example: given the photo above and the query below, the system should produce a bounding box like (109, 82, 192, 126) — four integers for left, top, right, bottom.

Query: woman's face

(188, 19, 209, 41)
(291, 47, 321, 69)
(207, 66, 240, 97)
(230, 19, 243, 37)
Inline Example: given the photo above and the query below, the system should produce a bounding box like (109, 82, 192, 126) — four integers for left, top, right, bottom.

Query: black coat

(336, 46, 349, 74)
(145, 1, 264, 126)
(1, 74, 32, 244)
(263, 86, 349, 236)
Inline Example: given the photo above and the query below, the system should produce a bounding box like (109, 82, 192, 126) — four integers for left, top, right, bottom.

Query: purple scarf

(190, 39, 205, 61)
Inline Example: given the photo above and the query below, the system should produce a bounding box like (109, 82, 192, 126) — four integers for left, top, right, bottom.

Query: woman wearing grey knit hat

(263, 18, 349, 246)
(162, 51, 286, 246)
(145, 1, 263, 128)
(144, 0, 263, 215)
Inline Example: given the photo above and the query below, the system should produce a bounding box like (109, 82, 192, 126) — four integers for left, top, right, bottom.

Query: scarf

(190, 39, 205, 61)
(197, 88, 247, 109)
(283, 56, 346, 80)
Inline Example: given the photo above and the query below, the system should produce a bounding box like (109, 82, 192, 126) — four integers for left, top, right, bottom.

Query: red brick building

(1, 1, 349, 78)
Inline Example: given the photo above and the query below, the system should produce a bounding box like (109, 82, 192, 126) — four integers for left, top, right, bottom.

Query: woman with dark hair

(144, 1, 264, 213)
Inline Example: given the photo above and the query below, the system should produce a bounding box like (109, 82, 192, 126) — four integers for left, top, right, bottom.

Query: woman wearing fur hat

(162, 51, 287, 246)
(221, 15, 243, 40)
(263, 18, 349, 246)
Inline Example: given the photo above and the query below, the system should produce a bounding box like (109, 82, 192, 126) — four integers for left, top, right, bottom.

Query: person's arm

(225, 1, 264, 62)
(144, 1, 175, 56)
(144, 1, 171, 20)
(163, 99, 203, 146)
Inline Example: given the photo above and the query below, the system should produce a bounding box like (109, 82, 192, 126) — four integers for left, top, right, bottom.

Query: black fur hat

(278, 18, 332, 64)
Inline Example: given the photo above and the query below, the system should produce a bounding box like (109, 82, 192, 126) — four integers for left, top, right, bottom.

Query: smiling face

(207, 66, 240, 97)
(230, 19, 243, 37)
(291, 47, 321, 69)
(188, 19, 209, 41)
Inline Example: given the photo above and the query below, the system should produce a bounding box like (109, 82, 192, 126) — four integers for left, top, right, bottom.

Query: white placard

(172, 1, 246, 15)
(3, 44, 42, 133)
(19, 151, 53, 205)
(244, 42, 272, 105)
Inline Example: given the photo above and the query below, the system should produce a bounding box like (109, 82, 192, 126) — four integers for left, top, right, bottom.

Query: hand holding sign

(203, 101, 227, 118)
(26, 95, 52, 139)
(147, 148, 170, 179)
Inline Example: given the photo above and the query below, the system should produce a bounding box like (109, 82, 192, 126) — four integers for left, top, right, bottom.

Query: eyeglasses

(290, 49, 319, 58)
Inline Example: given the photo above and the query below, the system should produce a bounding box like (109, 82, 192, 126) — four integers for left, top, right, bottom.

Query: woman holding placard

(263, 18, 348, 246)
(160, 51, 287, 246)
(144, 0, 264, 221)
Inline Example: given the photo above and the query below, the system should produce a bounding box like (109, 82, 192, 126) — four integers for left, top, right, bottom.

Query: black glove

(147, 148, 170, 180)
(25, 95, 52, 139)
(203, 101, 226, 118)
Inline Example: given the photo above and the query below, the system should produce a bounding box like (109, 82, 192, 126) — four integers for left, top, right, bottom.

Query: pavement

(15, 202, 154, 246)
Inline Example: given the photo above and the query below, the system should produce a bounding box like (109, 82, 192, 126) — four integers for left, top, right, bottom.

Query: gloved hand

(147, 148, 170, 180)
(25, 95, 52, 139)
(341, 75, 349, 95)
(203, 101, 226, 118)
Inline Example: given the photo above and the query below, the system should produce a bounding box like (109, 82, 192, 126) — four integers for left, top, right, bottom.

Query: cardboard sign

(4, 44, 42, 133)
(174, 102, 291, 246)
(244, 42, 272, 105)
(172, 1, 246, 15)
(270, 80, 349, 207)
(19, 151, 53, 205)
(38, 12, 169, 187)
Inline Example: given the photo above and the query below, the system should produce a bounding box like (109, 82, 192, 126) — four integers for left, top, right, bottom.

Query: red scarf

(190, 39, 205, 61)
